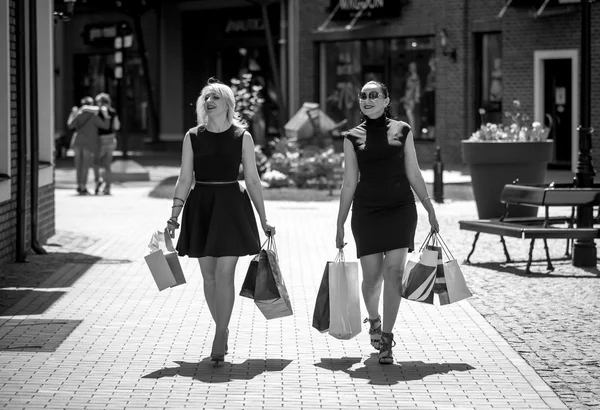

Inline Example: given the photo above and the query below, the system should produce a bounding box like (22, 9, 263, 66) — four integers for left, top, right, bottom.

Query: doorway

(534, 50, 579, 171)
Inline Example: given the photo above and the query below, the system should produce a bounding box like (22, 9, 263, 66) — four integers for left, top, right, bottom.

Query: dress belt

(195, 180, 238, 185)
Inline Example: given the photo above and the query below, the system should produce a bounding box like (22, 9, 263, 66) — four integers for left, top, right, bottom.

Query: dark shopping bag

(239, 254, 260, 299)
(436, 234, 473, 305)
(254, 238, 293, 320)
(144, 229, 187, 291)
(401, 232, 438, 304)
(311, 262, 330, 333)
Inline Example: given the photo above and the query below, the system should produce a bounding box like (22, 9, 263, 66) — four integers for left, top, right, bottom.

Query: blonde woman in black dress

(336, 80, 439, 364)
(166, 78, 275, 364)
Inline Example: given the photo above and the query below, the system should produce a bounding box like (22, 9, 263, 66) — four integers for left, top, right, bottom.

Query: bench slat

(459, 220, 599, 240)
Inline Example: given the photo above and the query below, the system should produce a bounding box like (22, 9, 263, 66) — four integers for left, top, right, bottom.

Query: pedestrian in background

(67, 96, 111, 195)
(165, 77, 275, 364)
(94, 93, 121, 195)
(335, 80, 439, 364)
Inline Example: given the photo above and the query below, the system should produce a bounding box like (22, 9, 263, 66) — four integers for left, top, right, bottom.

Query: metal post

(572, 0, 596, 267)
(433, 146, 444, 203)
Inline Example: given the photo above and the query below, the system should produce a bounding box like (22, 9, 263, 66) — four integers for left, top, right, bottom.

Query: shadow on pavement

(0, 319, 82, 352)
(142, 358, 293, 383)
(0, 249, 125, 315)
(466, 259, 600, 278)
(314, 356, 475, 385)
(148, 176, 177, 199)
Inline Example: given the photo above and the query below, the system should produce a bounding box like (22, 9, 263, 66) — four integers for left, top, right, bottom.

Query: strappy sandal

(379, 331, 396, 365)
(363, 316, 382, 350)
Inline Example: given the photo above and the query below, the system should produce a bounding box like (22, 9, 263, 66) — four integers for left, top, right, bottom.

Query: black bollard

(433, 146, 444, 203)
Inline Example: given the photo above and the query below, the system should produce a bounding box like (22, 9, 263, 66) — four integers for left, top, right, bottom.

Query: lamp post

(572, 0, 596, 267)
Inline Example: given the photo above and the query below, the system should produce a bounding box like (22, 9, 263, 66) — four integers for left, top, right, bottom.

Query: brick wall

(0, 0, 55, 266)
(0, 0, 18, 266)
(299, 0, 600, 167)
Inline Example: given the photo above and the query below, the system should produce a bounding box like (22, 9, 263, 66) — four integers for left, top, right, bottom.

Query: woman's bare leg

(380, 248, 409, 333)
(359, 253, 384, 320)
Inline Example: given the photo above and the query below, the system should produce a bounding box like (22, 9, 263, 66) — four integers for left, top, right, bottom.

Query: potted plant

(462, 100, 552, 219)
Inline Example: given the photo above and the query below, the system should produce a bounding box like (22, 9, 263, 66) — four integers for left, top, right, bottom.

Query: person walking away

(165, 78, 276, 365)
(67, 97, 111, 195)
(94, 93, 120, 195)
(336, 80, 439, 364)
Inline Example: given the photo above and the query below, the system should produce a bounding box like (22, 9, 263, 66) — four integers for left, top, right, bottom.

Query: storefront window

(321, 36, 435, 140)
(478, 33, 502, 125)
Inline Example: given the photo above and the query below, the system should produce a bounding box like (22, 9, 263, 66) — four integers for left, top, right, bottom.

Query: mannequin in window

(489, 58, 503, 102)
(422, 56, 436, 139)
(401, 61, 421, 135)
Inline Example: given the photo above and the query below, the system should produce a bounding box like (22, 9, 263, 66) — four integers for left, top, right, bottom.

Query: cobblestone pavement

(0, 162, 598, 409)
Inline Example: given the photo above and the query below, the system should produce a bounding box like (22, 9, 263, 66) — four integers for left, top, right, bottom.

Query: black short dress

(176, 125, 261, 258)
(344, 115, 418, 258)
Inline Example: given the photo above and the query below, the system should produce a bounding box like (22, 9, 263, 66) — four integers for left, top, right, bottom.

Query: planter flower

(470, 100, 550, 142)
(462, 100, 553, 219)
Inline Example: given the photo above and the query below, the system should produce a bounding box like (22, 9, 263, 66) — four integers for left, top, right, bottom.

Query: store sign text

(338, 0, 384, 10)
(225, 18, 264, 33)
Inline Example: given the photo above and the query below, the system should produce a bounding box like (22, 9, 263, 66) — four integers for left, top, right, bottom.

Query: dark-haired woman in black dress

(166, 79, 275, 364)
(336, 80, 439, 364)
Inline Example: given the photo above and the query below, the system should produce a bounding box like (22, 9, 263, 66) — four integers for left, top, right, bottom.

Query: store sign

(329, 0, 402, 20)
(225, 18, 265, 33)
(83, 22, 132, 47)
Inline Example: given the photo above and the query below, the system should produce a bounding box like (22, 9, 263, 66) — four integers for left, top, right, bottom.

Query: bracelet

(171, 205, 183, 209)
(422, 197, 431, 202)
(167, 218, 180, 228)
(173, 197, 185, 204)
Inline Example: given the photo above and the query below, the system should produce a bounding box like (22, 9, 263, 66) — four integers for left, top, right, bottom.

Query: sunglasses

(358, 91, 385, 101)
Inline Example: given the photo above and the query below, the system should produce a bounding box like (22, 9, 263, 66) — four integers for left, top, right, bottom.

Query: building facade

(54, 0, 600, 170)
(0, 0, 56, 266)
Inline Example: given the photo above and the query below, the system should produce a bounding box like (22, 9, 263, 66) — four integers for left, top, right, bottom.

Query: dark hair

(207, 76, 223, 85)
(360, 80, 392, 120)
(95, 92, 111, 105)
(80, 96, 94, 106)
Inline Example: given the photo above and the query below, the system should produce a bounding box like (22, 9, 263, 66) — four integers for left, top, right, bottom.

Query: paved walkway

(0, 167, 574, 409)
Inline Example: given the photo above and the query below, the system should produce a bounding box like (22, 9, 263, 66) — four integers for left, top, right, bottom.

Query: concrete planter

(461, 140, 554, 219)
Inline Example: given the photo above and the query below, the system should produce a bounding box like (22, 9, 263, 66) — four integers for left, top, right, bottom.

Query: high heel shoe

(379, 331, 396, 365)
(363, 316, 381, 350)
(210, 329, 227, 365)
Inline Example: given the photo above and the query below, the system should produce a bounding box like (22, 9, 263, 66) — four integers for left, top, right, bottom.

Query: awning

(317, 2, 368, 31)
(498, 0, 580, 19)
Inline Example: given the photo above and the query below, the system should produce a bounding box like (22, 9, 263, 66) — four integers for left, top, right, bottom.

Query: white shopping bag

(328, 250, 361, 340)
(144, 229, 186, 291)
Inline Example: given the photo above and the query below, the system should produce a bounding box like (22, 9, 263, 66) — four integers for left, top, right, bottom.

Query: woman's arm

(403, 127, 439, 231)
(170, 133, 194, 222)
(242, 131, 273, 235)
(336, 138, 359, 248)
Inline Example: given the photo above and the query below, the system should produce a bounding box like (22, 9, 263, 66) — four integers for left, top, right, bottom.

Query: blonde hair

(195, 81, 247, 130)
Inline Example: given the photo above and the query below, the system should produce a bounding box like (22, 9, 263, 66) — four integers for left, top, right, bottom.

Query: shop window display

(321, 36, 435, 140)
(477, 33, 502, 125)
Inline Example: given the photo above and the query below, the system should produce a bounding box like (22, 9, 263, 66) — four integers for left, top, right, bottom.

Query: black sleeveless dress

(176, 125, 261, 258)
(344, 115, 417, 258)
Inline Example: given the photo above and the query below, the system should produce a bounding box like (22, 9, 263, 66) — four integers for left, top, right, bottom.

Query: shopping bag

(239, 254, 260, 299)
(437, 234, 473, 304)
(428, 238, 450, 305)
(402, 232, 438, 304)
(144, 229, 186, 291)
(312, 262, 331, 333)
(254, 238, 293, 320)
(328, 250, 361, 340)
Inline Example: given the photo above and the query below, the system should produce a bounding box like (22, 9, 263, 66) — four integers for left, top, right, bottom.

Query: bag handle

(163, 229, 176, 252)
(418, 231, 434, 252)
(267, 236, 279, 261)
(334, 249, 345, 262)
(435, 232, 454, 261)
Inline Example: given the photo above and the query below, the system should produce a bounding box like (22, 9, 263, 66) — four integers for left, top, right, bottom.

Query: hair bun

(207, 77, 223, 85)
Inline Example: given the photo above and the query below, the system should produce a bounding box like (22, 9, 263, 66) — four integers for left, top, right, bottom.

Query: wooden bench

(459, 183, 600, 273)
